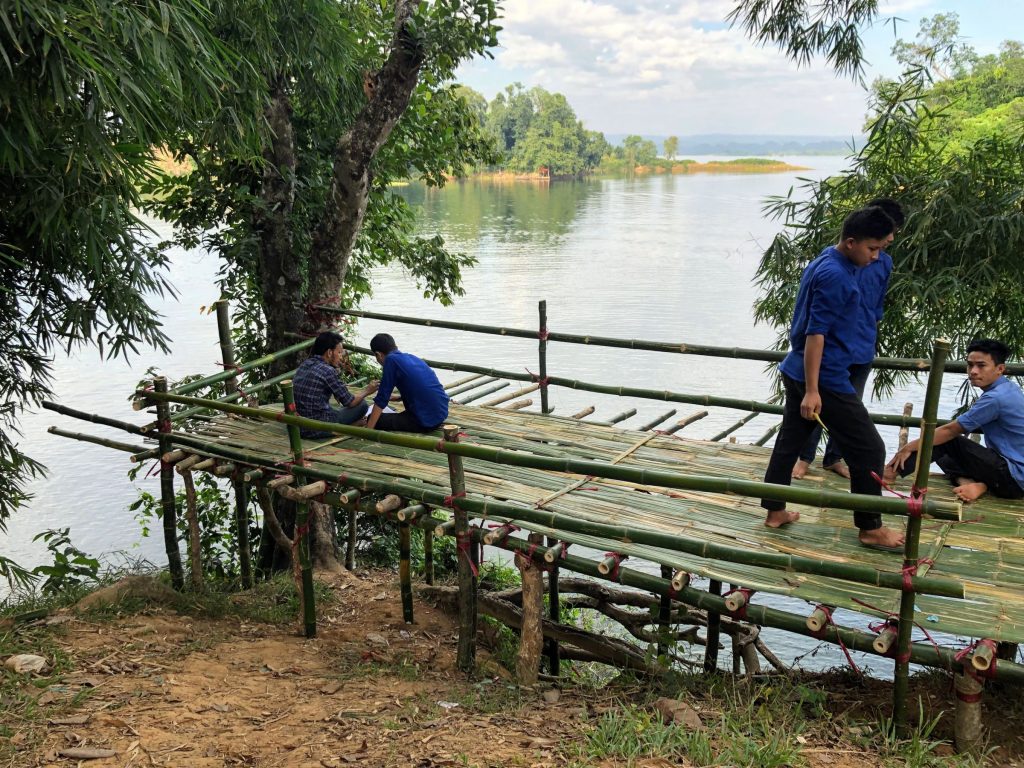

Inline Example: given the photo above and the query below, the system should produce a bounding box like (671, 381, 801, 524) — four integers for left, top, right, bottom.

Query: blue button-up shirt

(779, 246, 862, 394)
(849, 250, 893, 364)
(293, 356, 354, 422)
(957, 375, 1024, 489)
(374, 351, 449, 429)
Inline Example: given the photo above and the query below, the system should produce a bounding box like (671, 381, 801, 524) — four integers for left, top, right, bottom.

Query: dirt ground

(3, 570, 1023, 767)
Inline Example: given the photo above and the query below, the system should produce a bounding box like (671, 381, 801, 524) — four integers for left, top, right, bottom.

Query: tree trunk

(309, 500, 345, 573)
(515, 534, 544, 685)
(306, 0, 425, 318)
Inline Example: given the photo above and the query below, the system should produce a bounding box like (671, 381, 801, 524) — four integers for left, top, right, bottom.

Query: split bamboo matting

(189, 403, 1024, 644)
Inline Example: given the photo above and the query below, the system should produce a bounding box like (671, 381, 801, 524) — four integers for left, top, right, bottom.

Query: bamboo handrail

(168, 338, 314, 397)
(132, 389, 962, 521)
(315, 306, 1024, 375)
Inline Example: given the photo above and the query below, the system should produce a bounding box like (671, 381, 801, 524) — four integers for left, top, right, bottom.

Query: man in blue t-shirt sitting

(886, 338, 1024, 503)
(761, 206, 905, 552)
(364, 333, 449, 433)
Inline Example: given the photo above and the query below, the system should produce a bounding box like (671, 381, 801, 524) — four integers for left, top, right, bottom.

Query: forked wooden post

(281, 380, 316, 638)
(547, 535, 561, 675)
(234, 476, 254, 589)
(704, 579, 722, 673)
(154, 378, 184, 590)
(538, 300, 550, 414)
(444, 425, 476, 672)
(214, 299, 240, 396)
(893, 339, 949, 734)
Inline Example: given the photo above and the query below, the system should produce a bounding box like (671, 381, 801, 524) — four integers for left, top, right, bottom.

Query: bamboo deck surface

(189, 403, 1024, 644)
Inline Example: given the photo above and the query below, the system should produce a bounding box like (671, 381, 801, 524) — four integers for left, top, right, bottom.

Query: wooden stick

(445, 376, 498, 398)
(638, 409, 677, 432)
(181, 470, 203, 591)
(445, 425, 475, 672)
(481, 383, 540, 407)
(704, 579, 722, 673)
(175, 454, 203, 474)
(664, 410, 709, 434)
(658, 565, 672, 658)
(607, 408, 637, 425)
(538, 300, 550, 414)
(267, 474, 295, 490)
(505, 398, 533, 410)
(710, 412, 758, 442)
(571, 406, 595, 420)
(161, 449, 188, 464)
(516, 532, 545, 685)
(282, 381, 316, 638)
(456, 381, 509, 405)
(192, 458, 216, 472)
(424, 527, 434, 586)
(444, 373, 486, 390)
(212, 462, 236, 477)
(547, 536, 561, 676)
(214, 299, 240, 397)
(400, 515, 413, 624)
(234, 478, 253, 589)
(754, 422, 781, 447)
(397, 504, 427, 521)
(375, 494, 403, 513)
(154, 378, 184, 591)
(897, 402, 913, 450)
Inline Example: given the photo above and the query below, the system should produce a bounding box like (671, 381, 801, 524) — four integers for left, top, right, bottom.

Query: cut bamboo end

(293, 481, 327, 501)
(212, 462, 236, 477)
(483, 525, 512, 546)
(376, 494, 403, 514)
(806, 606, 832, 634)
(544, 542, 566, 563)
(724, 590, 749, 614)
(971, 641, 996, 672)
(571, 406, 596, 420)
(608, 408, 637, 425)
(131, 397, 149, 411)
(243, 469, 264, 483)
(397, 504, 427, 522)
(175, 454, 203, 474)
(872, 624, 899, 655)
(435, 520, 457, 537)
(192, 458, 216, 472)
(671, 571, 689, 592)
(504, 398, 533, 410)
(267, 475, 295, 490)
(130, 448, 160, 463)
(597, 553, 626, 576)
(338, 488, 360, 506)
(161, 449, 188, 464)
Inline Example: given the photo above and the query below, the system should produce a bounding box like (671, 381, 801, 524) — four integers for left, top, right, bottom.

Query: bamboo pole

(516, 532, 544, 685)
(754, 422, 781, 447)
(607, 408, 637, 425)
(658, 565, 672, 658)
(317, 306, 1024, 375)
(481, 383, 540, 407)
(424, 527, 434, 586)
(138, 390, 962, 521)
(571, 406, 595, 420)
(45, 426, 148, 455)
(445, 376, 498, 398)
(638, 409, 677, 432)
(444, 373, 486, 390)
(456, 381, 509, 405)
(704, 579, 722, 673)
(538, 300, 550, 414)
(181, 469, 203, 591)
(154, 378, 184, 590)
(400, 516, 414, 624)
(710, 412, 759, 442)
(897, 402, 913, 450)
(131, 448, 160, 463)
(42, 401, 147, 434)
(547, 535, 561, 676)
(281, 381, 316, 638)
(234, 477, 254, 589)
(169, 368, 297, 425)
(214, 299, 240, 397)
(155, 428, 967, 599)
(893, 339, 949, 734)
(664, 410, 709, 434)
(445, 425, 475, 672)
(338, 489, 360, 571)
(505, 398, 533, 410)
(162, 338, 314, 399)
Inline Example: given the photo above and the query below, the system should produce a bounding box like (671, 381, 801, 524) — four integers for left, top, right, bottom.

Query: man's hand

(363, 380, 379, 396)
(800, 391, 822, 421)
(886, 443, 916, 475)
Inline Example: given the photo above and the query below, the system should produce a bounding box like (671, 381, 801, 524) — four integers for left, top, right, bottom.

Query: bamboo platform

(188, 401, 1024, 645)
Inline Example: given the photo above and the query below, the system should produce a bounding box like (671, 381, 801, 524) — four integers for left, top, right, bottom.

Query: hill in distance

(604, 133, 863, 156)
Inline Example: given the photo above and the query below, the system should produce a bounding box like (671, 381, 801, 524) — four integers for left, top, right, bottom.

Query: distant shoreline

(465, 159, 809, 183)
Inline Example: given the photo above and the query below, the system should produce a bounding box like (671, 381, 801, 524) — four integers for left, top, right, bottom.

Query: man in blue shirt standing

(293, 331, 378, 438)
(793, 199, 904, 480)
(886, 339, 1024, 503)
(365, 333, 449, 433)
(761, 206, 905, 551)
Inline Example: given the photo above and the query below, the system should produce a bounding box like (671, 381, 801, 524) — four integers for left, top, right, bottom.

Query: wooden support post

(704, 579, 722, 673)
(154, 377, 184, 590)
(444, 425, 475, 672)
(234, 477, 253, 589)
(547, 536, 560, 676)
(181, 469, 203, 591)
(658, 565, 672, 659)
(400, 517, 413, 624)
(538, 300, 550, 414)
(897, 402, 913, 450)
(424, 528, 434, 586)
(516, 532, 545, 685)
(954, 673, 984, 756)
(893, 339, 949, 734)
(281, 381, 316, 638)
(214, 299, 240, 397)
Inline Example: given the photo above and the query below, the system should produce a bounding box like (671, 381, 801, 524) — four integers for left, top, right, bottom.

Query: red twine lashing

(602, 552, 626, 581)
(871, 471, 927, 518)
(443, 490, 467, 508)
(953, 639, 999, 680)
(525, 368, 550, 388)
(901, 557, 934, 591)
(538, 327, 549, 341)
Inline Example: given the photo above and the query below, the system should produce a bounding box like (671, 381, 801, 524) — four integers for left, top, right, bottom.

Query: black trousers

(897, 436, 1024, 499)
(374, 409, 442, 434)
(762, 374, 885, 531)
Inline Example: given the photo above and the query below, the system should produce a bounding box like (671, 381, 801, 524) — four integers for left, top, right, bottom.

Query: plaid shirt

(293, 356, 354, 421)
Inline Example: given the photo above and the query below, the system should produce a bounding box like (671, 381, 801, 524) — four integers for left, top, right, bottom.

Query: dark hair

(866, 197, 905, 228)
(312, 331, 344, 357)
(966, 338, 1010, 366)
(840, 206, 895, 241)
(370, 333, 398, 355)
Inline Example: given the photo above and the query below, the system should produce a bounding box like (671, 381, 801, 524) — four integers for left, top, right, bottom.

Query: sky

(455, 0, 1019, 137)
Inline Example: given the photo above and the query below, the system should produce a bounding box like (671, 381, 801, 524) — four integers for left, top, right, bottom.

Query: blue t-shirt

(849, 251, 893, 364)
(956, 375, 1024, 489)
(374, 351, 449, 429)
(779, 246, 862, 394)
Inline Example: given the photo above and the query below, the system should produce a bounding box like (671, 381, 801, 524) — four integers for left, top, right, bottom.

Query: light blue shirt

(957, 375, 1024, 489)
(849, 251, 893, 364)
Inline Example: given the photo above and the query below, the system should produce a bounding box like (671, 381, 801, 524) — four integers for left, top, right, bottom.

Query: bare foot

(858, 526, 905, 550)
(824, 461, 851, 479)
(791, 459, 811, 479)
(765, 509, 800, 528)
(953, 481, 988, 503)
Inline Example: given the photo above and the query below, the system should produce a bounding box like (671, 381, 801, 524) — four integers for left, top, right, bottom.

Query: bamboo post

(234, 476, 253, 589)
(710, 412, 758, 442)
(638, 409, 677, 432)
(424, 527, 434, 586)
(892, 339, 949, 734)
(538, 300, 549, 414)
(400, 515, 414, 624)
(664, 410, 709, 434)
(954, 673, 984, 756)
(547, 535, 560, 676)
(338, 490, 360, 571)
(214, 299, 240, 397)
(897, 402, 913, 450)
(154, 378, 185, 590)
(281, 381, 316, 638)
(516, 532, 545, 685)
(658, 565, 672, 658)
(444, 425, 475, 672)
(181, 469, 203, 591)
(570, 406, 595, 420)
(704, 579, 722, 673)
(607, 408, 637, 425)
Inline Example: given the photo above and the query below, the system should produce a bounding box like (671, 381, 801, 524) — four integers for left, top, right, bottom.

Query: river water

(11, 156, 974, 674)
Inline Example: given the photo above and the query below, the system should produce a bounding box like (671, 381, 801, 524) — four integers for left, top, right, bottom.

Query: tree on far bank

(663, 135, 679, 161)
(619, 135, 658, 166)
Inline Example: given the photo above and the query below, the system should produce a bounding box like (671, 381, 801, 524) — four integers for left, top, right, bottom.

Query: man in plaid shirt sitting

(293, 332, 378, 438)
